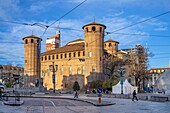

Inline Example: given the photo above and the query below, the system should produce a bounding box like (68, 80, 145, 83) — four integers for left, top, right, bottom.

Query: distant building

(147, 68, 170, 87)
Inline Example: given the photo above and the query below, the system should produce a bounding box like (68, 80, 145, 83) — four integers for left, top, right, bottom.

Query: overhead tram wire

(106, 11, 170, 35)
(41, 0, 87, 38)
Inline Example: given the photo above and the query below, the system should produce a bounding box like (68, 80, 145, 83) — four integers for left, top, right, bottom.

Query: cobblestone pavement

(0, 96, 170, 113)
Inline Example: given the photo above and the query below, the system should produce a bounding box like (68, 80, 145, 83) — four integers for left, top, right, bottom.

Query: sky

(0, 0, 170, 69)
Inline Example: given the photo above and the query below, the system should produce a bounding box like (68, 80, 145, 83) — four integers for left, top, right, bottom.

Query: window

(83, 51, 85, 56)
(86, 28, 88, 32)
(92, 26, 96, 31)
(69, 53, 71, 58)
(31, 39, 34, 43)
(109, 43, 112, 47)
(37, 40, 39, 44)
(52, 55, 54, 60)
(60, 54, 63, 59)
(60, 68, 63, 75)
(65, 53, 67, 58)
(77, 68, 81, 74)
(41, 57, 43, 61)
(115, 43, 117, 47)
(100, 27, 102, 32)
(88, 52, 92, 57)
(48, 56, 51, 60)
(56, 55, 58, 59)
(78, 52, 81, 57)
(82, 66, 85, 74)
(25, 60, 27, 63)
(45, 56, 47, 60)
(25, 39, 28, 44)
(69, 66, 72, 75)
(73, 52, 76, 57)
(92, 66, 96, 72)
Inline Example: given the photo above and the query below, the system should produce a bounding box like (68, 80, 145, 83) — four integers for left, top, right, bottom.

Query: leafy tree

(73, 81, 80, 91)
(102, 76, 119, 90)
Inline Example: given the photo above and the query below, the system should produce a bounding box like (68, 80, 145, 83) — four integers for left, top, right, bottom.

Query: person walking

(132, 90, 138, 101)
(74, 90, 78, 98)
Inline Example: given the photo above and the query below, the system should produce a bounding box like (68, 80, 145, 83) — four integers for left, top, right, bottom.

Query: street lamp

(118, 66, 126, 94)
(49, 62, 58, 93)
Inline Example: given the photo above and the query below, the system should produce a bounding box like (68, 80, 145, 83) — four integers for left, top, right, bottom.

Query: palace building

(23, 21, 121, 90)
(40, 22, 120, 90)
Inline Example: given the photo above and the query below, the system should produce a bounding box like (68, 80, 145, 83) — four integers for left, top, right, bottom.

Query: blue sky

(0, 0, 170, 68)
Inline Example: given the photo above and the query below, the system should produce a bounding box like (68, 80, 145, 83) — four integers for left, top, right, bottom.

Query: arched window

(48, 56, 51, 60)
(52, 55, 54, 60)
(73, 52, 76, 57)
(60, 54, 63, 59)
(65, 53, 67, 58)
(45, 56, 47, 60)
(31, 39, 34, 43)
(109, 43, 112, 47)
(69, 53, 71, 58)
(78, 52, 81, 57)
(56, 55, 58, 59)
(92, 26, 96, 31)
(25, 39, 28, 44)
(86, 28, 88, 32)
(100, 27, 102, 32)
(41, 57, 43, 61)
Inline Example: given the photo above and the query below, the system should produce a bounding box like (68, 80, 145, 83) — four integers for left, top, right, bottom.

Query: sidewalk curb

(6, 95, 115, 106)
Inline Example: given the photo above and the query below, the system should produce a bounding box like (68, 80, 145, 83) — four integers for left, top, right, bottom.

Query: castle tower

(46, 30, 60, 51)
(23, 35, 42, 87)
(104, 39, 119, 55)
(82, 22, 106, 84)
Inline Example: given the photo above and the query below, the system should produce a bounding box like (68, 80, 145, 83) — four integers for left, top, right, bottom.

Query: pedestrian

(132, 90, 138, 101)
(74, 90, 78, 98)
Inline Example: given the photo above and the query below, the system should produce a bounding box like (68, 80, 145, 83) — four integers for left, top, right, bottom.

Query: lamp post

(119, 66, 125, 95)
(49, 62, 58, 93)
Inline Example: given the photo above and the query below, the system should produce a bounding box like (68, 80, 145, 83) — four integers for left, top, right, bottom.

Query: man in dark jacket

(132, 90, 138, 101)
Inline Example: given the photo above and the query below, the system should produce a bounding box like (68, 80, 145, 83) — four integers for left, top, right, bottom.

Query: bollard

(98, 97, 102, 103)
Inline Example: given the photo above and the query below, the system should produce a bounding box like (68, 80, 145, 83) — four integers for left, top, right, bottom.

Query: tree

(128, 45, 149, 91)
(73, 81, 80, 91)
(102, 76, 119, 90)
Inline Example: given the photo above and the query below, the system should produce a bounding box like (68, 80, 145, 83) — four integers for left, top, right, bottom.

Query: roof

(82, 21, 106, 29)
(22, 35, 42, 41)
(149, 68, 170, 70)
(66, 39, 84, 45)
(41, 42, 85, 56)
(104, 39, 119, 44)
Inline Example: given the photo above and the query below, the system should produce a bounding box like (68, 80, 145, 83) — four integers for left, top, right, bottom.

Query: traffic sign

(97, 88, 103, 93)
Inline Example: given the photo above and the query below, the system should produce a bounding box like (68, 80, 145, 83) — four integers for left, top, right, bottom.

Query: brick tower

(23, 35, 42, 87)
(82, 22, 106, 84)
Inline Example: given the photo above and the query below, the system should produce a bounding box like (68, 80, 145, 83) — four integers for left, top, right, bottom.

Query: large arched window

(31, 39, 34, 43)
(92, 26, 96, 31)
(86, 28, 88, 32)
(25, 39, 28, 44)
